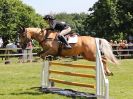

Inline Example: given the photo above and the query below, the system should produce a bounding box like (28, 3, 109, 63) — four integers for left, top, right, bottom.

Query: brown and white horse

(19, 27, 119, 76)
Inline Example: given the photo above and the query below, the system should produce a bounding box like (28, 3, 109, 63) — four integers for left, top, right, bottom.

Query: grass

(109, 59, 133, 99)
(0, 58, 133, 99)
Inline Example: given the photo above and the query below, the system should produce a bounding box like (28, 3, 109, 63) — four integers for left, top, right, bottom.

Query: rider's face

(45, 20, 51, 24)
(45, 20, 49, 24)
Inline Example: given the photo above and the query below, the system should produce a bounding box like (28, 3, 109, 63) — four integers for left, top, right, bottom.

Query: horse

(19, 27, 119, 76)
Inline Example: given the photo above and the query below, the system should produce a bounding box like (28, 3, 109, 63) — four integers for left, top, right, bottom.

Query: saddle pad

(67, 35, 78, 43)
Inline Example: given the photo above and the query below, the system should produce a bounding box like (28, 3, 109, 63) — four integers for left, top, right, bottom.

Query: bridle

(21, 35, 31, 49)
(19, 28, 31, 49)
(39, 29, 58, 45)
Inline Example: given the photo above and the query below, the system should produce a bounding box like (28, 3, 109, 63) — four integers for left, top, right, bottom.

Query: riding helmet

(43, 15, 55, 20)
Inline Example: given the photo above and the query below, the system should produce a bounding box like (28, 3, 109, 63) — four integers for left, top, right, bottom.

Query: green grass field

(0, 58, 133, 99)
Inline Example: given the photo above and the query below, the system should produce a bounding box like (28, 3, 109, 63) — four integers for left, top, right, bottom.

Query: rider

(43, 15, 72, 49)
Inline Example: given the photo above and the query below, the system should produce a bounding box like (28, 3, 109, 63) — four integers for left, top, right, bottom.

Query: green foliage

(54, 13, 88, 35)
(1, 0, 133, 42)
(84, 0, 119, 39)
(0, 0, 46, 41)
(84, 0, 133, 40)
(0, 59, 133, 99)
(117, 0, 133, 35)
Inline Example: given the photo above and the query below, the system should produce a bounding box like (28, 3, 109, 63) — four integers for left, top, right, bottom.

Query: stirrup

(64, 45, 72, 49)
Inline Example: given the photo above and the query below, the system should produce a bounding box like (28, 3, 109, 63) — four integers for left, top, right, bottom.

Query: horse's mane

(26, 27, 42, 33)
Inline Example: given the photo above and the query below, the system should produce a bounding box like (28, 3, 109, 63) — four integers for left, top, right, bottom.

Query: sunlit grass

(0, 58, 132, 99)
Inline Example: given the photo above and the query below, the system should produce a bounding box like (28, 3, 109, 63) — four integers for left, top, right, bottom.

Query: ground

(0, 58, 132, 99)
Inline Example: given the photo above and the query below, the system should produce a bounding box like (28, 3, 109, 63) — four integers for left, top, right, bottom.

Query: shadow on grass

(0, 87, 96, 99)
(10, 87, 44, 96)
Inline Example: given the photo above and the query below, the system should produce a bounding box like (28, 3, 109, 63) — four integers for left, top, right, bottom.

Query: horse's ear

(41, 28, 45, 33)
(19, 26, 25, 34)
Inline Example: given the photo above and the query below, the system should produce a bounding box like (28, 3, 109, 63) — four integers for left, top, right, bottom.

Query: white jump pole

(41, 60, 50, 88)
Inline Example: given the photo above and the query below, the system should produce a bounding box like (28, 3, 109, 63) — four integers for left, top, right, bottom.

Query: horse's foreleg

(39, 49, 57, 59)
(102, 56, 113, 76)
(37, 50, 47, 56)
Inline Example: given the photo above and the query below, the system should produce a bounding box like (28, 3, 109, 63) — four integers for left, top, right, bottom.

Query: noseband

(22, 38, 31, 49)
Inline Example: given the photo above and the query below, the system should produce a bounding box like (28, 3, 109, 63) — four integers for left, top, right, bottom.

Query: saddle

(57, 33, 79, 54)
(65, 33, 79, 44)
(44, 29, 79, 44)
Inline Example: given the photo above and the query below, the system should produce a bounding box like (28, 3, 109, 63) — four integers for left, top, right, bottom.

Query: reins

(38, 29, 62, 56)
(39, 30, 58, 45)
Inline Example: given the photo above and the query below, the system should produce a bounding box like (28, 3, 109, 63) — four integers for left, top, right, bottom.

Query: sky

(22, 0, 98, 15)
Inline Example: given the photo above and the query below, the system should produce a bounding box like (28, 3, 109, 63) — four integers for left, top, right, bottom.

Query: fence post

(41, 59, 50, 88)
(96, 38, 101, 96)
(22, 49, 27, 62)
(95, 38, 109, 99)
(27, 48, 33, 62)
(105, 79, 109, 99)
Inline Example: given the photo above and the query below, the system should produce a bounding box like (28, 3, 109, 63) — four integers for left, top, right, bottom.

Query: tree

(117, 0, 133, 38)
(0, 0, 46, 41)
(84, 0, 121, 39)
(84, 0, 133, 40)
(55, 12, 88, 35)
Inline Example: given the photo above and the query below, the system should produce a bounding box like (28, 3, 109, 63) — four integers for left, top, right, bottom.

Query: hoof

(5, 60, 11, 64)
(105, 72, 113, 76)
(40, 56, 45, 60)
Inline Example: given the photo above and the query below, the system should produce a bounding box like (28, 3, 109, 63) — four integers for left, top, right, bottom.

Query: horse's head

(19, 27, 32, 49)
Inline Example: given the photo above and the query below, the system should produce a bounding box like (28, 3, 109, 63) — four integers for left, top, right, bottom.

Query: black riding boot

(58, 35, 72, 49)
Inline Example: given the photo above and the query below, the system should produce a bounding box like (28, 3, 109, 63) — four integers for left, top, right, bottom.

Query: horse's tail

(100, 38, 119, 64)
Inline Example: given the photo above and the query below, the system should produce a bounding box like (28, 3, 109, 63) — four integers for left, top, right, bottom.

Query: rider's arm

(53, 21, 68, 31)
(46, 28, 54, 31)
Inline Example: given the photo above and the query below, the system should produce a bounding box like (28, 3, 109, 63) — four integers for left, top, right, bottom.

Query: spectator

(113, 40, 118, 55)
(16, 42, 23, 63)
(27, 41, 33, 49)
(109, 40, 113, 46)
(128, 40, 133, 55)
(0, 36, 3, 48)
(128, 34, 133, 41)
(117, 40, 125, 58)
(26, 41, 33, 62)
(122, 40, 128, 58)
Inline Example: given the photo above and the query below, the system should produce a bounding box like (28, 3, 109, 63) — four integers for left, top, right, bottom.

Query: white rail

(41, 38, 109, 99)
(95, 38, 109, 99)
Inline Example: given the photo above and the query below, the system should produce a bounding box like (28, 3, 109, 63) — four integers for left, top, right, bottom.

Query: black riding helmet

(43, 15, 55, 20)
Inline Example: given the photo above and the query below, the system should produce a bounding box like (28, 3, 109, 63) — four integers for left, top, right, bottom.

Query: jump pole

(41, 57, 96, 89)
(41, 38, 109, 99)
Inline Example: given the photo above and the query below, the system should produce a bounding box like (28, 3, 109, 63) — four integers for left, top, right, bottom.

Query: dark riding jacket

(50, 20, 69, 31)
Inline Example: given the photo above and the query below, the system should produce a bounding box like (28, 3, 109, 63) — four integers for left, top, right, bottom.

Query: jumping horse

(19, 27, 119, 76)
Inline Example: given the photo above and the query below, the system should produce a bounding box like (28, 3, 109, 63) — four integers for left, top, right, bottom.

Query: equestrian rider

(43, 15, 72, 49)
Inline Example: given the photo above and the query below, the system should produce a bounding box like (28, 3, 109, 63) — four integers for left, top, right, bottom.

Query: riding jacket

(50, 20, 69, 31)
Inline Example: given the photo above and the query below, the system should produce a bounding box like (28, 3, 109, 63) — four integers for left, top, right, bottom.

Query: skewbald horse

(19, 27, 119, 76)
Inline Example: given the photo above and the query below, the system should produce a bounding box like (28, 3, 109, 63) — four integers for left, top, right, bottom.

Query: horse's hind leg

(102, 56, 113, 76)
(82, 51, 113, 76)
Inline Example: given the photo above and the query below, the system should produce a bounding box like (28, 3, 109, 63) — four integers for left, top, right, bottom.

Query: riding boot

(58, 35, 72, 49)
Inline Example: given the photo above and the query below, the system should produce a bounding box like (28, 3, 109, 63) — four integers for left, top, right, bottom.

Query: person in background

(16, 42, 23, 63)
(128, 40, 133, 55)
(117, 40, 124, 58)
(0, 36, 3, 48)
(26, 41, 33, 62)
(109, 39, 113, 46)
(113, 40, 118, 55)
(27, 41, 33, 49)
(122, 40, 128, 58)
